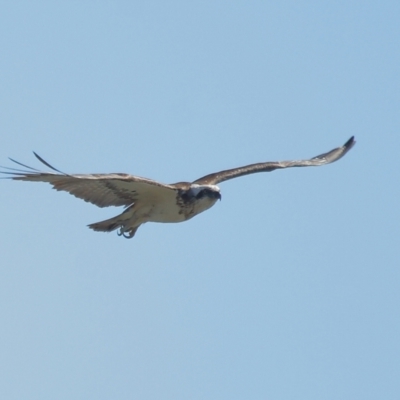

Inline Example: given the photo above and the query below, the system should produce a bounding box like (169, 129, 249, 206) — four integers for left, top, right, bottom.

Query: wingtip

(344, 136, 356, 149)
(30, 152, 67, 175)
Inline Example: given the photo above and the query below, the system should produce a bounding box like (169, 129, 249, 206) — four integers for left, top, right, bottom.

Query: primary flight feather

(1, 136, 355, 238)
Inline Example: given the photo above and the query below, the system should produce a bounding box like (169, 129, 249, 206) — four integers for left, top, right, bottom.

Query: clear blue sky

(1, 2, 399, 399)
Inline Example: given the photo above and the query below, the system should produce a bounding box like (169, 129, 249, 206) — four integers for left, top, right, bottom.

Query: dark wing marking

(193, 136, 355, 185)
(1, 153, 179, 208)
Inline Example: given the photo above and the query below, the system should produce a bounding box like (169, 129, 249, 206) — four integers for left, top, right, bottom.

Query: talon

(122, 229, 135, 239)
(117, 226, 124, 236)
(116, 225, 138, 239)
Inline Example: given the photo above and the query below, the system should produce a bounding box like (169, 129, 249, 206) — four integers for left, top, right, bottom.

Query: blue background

(1, 2, 399, 399)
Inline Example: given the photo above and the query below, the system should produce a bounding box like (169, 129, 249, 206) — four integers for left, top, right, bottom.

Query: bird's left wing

(0, 152, 179, 208)
(193, 136, 355, 185)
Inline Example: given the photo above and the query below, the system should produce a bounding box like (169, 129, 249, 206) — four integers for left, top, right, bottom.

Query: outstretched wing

(193, 136, 355, 185)
(0, 152, 179, 208)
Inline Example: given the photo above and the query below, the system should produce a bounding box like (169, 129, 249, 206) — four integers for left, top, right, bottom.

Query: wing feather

(0, 154, 179, 208)
(193, 136, 355, 185)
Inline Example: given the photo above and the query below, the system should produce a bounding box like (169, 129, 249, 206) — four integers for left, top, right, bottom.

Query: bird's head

(190, 184, 221, 201)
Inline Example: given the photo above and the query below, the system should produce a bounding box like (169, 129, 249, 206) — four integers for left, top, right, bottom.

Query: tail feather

(88, 215, 139, 232)
(88, 216, 123, 232)
(88, 205, 140, 238)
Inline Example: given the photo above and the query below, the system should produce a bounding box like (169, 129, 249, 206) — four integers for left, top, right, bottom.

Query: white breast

(145, 195, 218, 223)
(146, 202, 187, 223)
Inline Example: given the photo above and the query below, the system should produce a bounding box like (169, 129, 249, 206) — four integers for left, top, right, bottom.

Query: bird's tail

(88, 214, 140, 238)
(88, 215, 123, 232)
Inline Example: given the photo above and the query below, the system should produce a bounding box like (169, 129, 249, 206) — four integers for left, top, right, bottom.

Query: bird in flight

(1, 137, 355, 238)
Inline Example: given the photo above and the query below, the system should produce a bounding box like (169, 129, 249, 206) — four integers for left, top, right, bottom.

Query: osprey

(1, 137, 355, 238)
